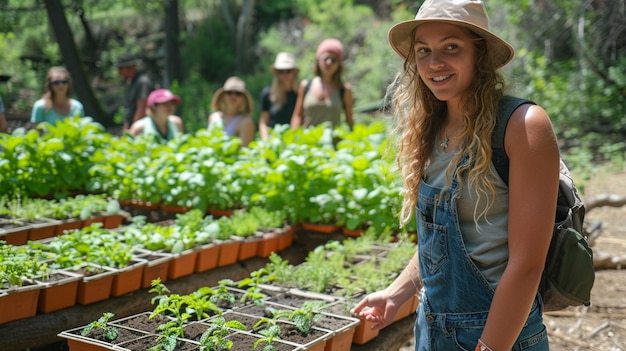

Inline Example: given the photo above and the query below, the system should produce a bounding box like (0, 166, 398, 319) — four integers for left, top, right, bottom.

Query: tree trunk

(44, 0, 107, 125)
(235, 0, 255, 73)
(164, 0, 181, 87)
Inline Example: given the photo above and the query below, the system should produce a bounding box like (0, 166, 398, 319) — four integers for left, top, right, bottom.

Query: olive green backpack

(492, 96, 595, 312)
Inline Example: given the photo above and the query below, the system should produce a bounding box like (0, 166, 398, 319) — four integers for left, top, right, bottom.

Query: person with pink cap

(352, 1, 559, 351)
(290, 38, 354, 131)
(128, 88, 183, 142)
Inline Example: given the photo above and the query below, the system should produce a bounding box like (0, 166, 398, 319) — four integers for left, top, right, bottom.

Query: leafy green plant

(81, 312, 119, 342)
(237, 268, 273, 306)
(198, 316, 246, 351)
(252, 317, 282, 351)
(0, 242, 50, 288)
(271, 301, 326, 336)
(210, 279, 236, 308)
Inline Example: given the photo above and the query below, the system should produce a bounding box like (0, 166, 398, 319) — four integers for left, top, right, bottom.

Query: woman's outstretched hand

(350, 290, 402, 331)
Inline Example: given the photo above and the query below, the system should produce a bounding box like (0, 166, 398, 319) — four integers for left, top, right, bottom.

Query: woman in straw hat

(290, 38, 354, 130)
(208, 76, 255, 147)
(352, 1, 559, 350)
(259, 52, 300, 140)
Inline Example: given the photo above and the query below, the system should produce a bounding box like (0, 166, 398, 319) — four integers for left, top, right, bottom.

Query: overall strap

(491, 96, 536, 185)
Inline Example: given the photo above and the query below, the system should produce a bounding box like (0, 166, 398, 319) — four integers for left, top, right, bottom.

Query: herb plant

(81, 312, 119, 342)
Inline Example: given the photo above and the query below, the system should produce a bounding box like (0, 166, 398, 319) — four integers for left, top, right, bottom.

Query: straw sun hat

(388, 0, 514, 68)
(271, 52, 299, 73)
(211, 76, 254, 114)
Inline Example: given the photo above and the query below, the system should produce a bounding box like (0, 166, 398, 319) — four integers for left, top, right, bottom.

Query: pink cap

(147, 89, 181, 107)
(316, 38, 344, 61)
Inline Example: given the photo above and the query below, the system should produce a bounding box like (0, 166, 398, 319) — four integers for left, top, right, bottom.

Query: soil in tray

(228, 332, 298, 351)
(119, 336, 199, 351)
(66, 326, 148, 345)
(111, 313, 165, 334)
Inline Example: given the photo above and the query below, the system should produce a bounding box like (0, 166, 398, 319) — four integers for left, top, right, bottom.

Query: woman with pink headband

(290, 38, 354, 130)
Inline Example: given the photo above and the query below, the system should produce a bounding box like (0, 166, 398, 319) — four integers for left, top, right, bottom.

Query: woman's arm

(238, 117, 256, 147)
(480, 104, 560, 351)
(342, 83, 354, 130)
(290, 80, 307, 130)
(259, 111, 271, 140)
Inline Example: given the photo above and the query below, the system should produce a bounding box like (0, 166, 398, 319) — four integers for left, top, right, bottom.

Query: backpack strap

(491, 96, 536, 186)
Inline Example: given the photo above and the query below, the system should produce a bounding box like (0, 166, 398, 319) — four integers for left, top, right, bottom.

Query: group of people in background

(2, 38, 353, 149)
(212, 37, 354, 147)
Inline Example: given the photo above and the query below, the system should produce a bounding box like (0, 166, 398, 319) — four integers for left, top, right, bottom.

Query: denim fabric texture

(413, 161, 549, 351)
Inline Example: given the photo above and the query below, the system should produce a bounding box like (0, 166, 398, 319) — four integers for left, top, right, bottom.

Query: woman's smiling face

(413, 22, 477, 103)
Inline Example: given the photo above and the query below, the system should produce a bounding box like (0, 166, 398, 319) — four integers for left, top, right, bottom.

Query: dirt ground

(400, 165, 626, 351)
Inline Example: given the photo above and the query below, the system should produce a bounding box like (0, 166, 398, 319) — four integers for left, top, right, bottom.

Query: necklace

(440, 135, 449, 151)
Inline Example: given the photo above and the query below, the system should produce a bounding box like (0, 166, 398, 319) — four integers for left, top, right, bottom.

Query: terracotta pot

(83, 215, 107, 227)
(102, 213, 125, 229)
(134, 250, 174, 289)
(216, 239, 242, 267)
(28, 220, 60, 241)
(351, 316, 380, 345)
(111, 259, 148, 297)
(0, 223, 31, 246)
(320, 312, 360, 351)
(167, 249, 198, 279)
(36, 270, 82, 314)
(257, 232, 280, 258)
(55, 218, 84, 236)
(342, 226, 364, 237)
(159, 204, 191, 214)
(301, 222, 341, 234)
(208, 208, 235, 218)
(277, 227, 295, 251)
(194, 243, 220, 273)
(0, 282, 41, 324)
(392, 294, 418, 323)
(237, 236, 261, 261)
(75, 265, 117, 305)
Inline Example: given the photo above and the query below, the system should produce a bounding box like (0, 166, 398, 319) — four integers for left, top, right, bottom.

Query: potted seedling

(198, 316, 246, 351)
(81, 312, 119, 342)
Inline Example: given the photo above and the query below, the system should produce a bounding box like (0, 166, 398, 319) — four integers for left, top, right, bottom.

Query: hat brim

(150, 95, 181, 107)
(211, 88, 254, 114)
(388, 18, 514, 68)
(270, 65, 300, 73)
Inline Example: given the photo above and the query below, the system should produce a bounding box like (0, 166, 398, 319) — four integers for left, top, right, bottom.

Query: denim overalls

(413, 167, 549, 350)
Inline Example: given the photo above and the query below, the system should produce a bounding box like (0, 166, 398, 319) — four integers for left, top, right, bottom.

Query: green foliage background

(0, 0, 624, 179)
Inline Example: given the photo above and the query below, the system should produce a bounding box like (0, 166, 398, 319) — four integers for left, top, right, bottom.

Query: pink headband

(316, 38, 344, 61)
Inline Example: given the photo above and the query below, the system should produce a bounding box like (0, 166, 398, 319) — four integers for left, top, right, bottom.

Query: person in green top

(128, 88, 183, 142)
(30, 66, 84, 127)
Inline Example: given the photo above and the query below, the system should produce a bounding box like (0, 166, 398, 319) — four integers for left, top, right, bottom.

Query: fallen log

(585, 193, 626, 212)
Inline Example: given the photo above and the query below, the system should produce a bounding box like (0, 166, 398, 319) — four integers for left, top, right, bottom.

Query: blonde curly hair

(390, 29, 507, 227)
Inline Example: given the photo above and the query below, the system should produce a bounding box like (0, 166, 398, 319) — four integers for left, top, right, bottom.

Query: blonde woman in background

(258, 52, 299, 140)
(208, 76, 255, 147)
